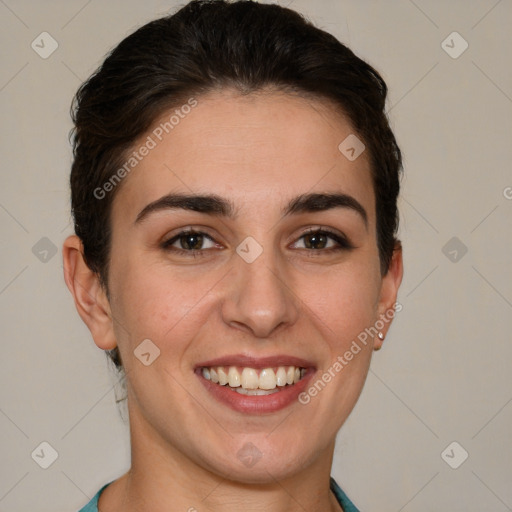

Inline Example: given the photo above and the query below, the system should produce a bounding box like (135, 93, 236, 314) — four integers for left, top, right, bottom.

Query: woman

(63, 1, 403, 510)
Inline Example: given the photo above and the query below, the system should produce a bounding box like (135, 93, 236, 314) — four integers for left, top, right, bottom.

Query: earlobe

(62, 235, 117, 351)
(374, 241, 404, 350)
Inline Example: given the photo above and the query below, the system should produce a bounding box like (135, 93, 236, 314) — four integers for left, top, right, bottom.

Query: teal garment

(78, 483, 111, 512)
(330, 477, 360, 511)
(78, 477, 360, 511)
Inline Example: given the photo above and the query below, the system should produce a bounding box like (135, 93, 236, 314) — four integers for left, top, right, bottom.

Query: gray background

(1, 0, 511, 510)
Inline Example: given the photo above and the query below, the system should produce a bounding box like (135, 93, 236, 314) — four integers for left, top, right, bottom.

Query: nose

(221, 246, 300, 338)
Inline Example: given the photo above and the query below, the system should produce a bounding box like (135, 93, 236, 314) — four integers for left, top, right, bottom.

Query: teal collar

(330, 477, 361, 511)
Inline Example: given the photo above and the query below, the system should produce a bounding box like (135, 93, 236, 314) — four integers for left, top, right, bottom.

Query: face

(97, 90, 402, 482)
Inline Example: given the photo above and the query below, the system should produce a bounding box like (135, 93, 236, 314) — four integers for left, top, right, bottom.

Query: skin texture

(63, 89, 403, 512)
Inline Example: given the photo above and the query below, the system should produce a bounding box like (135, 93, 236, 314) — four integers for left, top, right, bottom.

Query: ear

(374, 241, 403, 350)
(62, 235, 117, 350)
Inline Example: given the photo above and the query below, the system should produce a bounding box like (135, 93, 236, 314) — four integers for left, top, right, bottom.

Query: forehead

(112, 89, 375, 222)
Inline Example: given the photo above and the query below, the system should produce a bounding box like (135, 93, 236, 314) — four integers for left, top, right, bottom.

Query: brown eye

(303, 232, 329, 249)
(179, 233, 205, 250)
(162, 230, 217, 252)
(293, 229, 353, 251)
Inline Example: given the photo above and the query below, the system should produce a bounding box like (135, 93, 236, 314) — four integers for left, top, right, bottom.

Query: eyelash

(160, 227, 354, 257)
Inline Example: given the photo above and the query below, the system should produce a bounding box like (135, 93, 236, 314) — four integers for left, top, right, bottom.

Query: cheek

(108, 257, 221, 354)
(300, 262, 381, 346)
(298, 263, 379, 408)
(296, 267, 379, 422)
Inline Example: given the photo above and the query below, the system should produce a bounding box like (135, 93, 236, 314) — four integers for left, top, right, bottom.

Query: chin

(201, 439, 318, 485)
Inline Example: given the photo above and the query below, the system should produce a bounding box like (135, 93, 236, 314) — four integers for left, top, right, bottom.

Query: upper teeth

(202, 366, 305, 391)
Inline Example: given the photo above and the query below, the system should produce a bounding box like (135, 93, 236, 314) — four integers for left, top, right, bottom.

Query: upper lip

(195, 354, 315, 370)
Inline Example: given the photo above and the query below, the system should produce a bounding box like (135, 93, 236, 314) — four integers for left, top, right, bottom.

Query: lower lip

(197, 370, 314, 414)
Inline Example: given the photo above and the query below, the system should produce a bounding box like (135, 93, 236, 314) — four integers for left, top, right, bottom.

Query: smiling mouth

(201, 366, 307, 396)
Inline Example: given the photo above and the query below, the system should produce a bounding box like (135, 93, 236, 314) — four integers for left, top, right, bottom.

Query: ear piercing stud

(374, 332, 385, 351)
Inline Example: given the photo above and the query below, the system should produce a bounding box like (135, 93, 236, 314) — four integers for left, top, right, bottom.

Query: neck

(102, 403, 342, 512)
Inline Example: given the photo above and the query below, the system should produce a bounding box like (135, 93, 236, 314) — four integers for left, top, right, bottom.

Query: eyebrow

(284, 192, 368, 228)
(135, 192, 368, 228)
